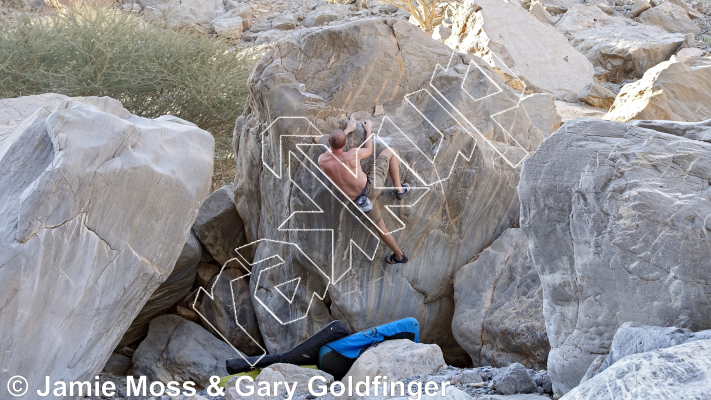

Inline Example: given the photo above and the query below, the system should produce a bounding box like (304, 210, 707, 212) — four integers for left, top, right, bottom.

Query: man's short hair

(329, 129, 346, 150)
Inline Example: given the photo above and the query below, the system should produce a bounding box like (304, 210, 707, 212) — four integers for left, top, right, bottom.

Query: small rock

(630, 0, 651, 17)
(176, 305, 200, 323)
(461, 369, 484, 384)
(196, 262, 221, 287)
(102, 353, 132, 376)
(577, 82, 617, 109)
(491, 363, 537, 395)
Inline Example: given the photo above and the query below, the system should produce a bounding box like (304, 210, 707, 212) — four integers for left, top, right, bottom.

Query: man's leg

(378, 148, 404, 193)
(375, 218, 404, 260)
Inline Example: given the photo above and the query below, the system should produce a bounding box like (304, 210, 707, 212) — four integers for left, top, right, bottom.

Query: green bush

(0, 4, 258, 188)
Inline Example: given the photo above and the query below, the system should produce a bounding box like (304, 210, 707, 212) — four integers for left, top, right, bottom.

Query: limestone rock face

(519, 118, 711, 395)
(581, 322, 711, 382)
(605, 56, 711, 122)
(143, 0, 225, 33)
(133, 315, 239, 387)
(555, 5, 691, 83)
(344, 340, 447, 383)
(0, 95, 213, 399)
(561, 339, 711, 400)
(447, 0, 595, 96)
(233, 18, 556, 365)
(119, 231, 201, 347)
(638, 2, 701, 35)
(452, 228, 549, 369)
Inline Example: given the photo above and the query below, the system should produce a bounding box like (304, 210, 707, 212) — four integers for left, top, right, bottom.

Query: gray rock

(576, 83, 616, 109)
(303, 6, 344, 27)
(225, 363, 333, 400)
(629, 0, 651, 17)
(561, 339, 711, 399)
(491, 363, 537, 395)
(143, 0, 225, 33)
(133, 315, 240, 387)
(271, 13, 298, 30)
(102, 353, 133, 376)
(446, 0, 595, 96)
(0, 96, 213, 400)
(519, 118, 711, 395)
(461, 369, 484, 384)
(556, 5, 692, 83)
(212, 14, 244, 39)
(192, 184, 248, 266)
(452, 229, 549, 369)
(119, 231, 201, 347)
(196, 266, 265, 355)
(581, 322, 711, 382)
(638, 2, 701, 35)
(233, 18, 555, 365)
(345, 340, 447, 384)
(540, 0, 584, 14)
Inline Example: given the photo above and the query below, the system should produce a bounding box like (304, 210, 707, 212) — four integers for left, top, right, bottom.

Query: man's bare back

(317, 117, 410, 265)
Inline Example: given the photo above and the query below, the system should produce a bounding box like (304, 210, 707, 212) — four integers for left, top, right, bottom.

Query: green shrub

(0, 4, 258, 189)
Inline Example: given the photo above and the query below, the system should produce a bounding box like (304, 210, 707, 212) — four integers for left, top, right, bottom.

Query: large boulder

(638, 2, 701, 35)
(581, 322, 711, 382)
(143, 0, 225, 33)
(119, 231, 201, 347)
(555, 5, 692, 83)
(446, 0, 595, 97)
(0, 95, 213, 399)
(605, 56, 711, 122)
(561, 339, 711, 400)
(233, 18, 557, 365)
(133, 315, 239, 387)
(519, 118, 711, 395)
(452, 228, 549, 369)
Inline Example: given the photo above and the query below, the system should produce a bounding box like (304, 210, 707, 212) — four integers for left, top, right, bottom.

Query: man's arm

(358, 119, 374, 160)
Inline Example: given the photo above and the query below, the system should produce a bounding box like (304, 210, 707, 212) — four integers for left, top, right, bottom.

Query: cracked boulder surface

(0, 95, 214, 400)
(232, 18, 557, 366)
(452, 228, 549, 370)
(519, 118, 711, 396)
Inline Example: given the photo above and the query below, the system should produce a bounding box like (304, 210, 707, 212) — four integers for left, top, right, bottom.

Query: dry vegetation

(0, 2, 258, 189)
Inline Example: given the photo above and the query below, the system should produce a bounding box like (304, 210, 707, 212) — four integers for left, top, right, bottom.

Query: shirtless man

(317, 116, 410, 264)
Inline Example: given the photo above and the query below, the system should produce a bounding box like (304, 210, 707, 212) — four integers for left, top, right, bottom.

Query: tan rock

(555, 100, 607, 122)
(638, 2, 701, 35)
(446, 0, 595, 96)
(577, 82, 617, 109)
(529, 0, 557, 25)
(605, 57, 711, 122)
(629, 0, 651, 17)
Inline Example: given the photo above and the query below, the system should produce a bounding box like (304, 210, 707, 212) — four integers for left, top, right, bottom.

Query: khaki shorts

(364, 154, 390, 223)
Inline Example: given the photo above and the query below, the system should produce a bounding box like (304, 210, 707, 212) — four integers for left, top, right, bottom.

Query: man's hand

(345, 116, 357, 135)
(363, 119, 373, 134)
